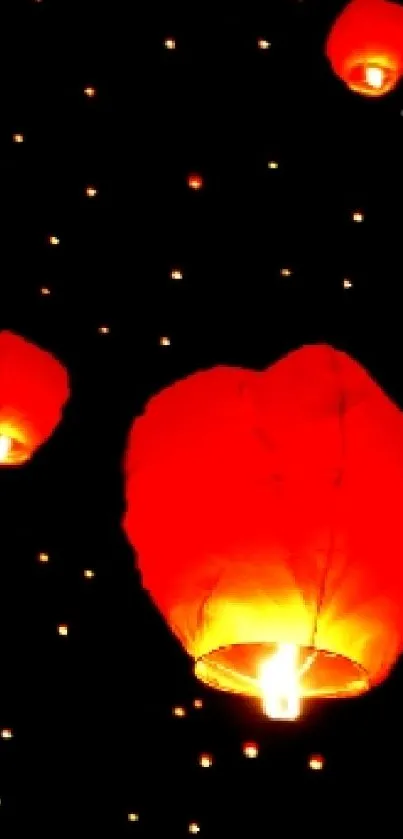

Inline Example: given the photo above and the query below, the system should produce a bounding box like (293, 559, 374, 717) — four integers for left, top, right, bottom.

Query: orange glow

(187, 173, 203, 190)
(48, 235, 60, 245)
(1, 728, 13, 740)
(98, 326, 110, 334)
(58, 624, 68, 636)
(13, 133, 24, 143)
(84, 86, 96, 97)
(260, 643, 301, 720)
(128, 813, 139, 822)
(124, 345, 403, 709)
(193, 698, 203, 709)
(0, 332, 69, 466)
(309, 754, 325, 771)
(40, 286, 51, 296)
(188, 824, 200, 835)
(159, 336, 171, 347)
(171, 269, 183, 280)
(353, 211, 364, 222)
(280, 268, 292, 277)
(38, 552, 49, 563)
(85, 185, 98, 197)
(326, 0, 403, 97)
(343, 278, 353, 289)
(243, 742, 259, 758)
(258, 39, 271, 50)
(164, 38, 176, 50)
(83, 569, 95, 579)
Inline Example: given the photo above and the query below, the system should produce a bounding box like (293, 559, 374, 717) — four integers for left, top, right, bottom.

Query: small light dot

(83, 569, 95, 579)
(84, 86, 96, 98)
(170, 269, 183, 281)
(57, 624, 69, 637)
(48, 235, 60, 246)
(189, 824, 200, 835)
(1, 729, 13, 740)
(343, 278, 353, 289)
(85, 185, 98, 197)
(309, 754, 325, 771)
(242, 742, 259, 759)
(164, 38, 176, 50)
(280, 267, 292, 277)
(187, 173, 203, 190)
(13, 133, 24, 143)
(352, 211, 364, 223)
(172, 706, 186, 717)
(193, 698, 203, 709)
(98, 326, 110, 334)
(160, 336, 171, 347)
(40, 286, 51, 296)
(199, 753, 213, 768)
(128, 813, 139, 822)
(38, 552, 49, 563)
(268, 160, 278, 169)
(258, 38, 271, 49)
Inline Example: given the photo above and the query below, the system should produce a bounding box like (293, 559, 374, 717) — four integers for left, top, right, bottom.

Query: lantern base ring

(194, 642, 369, 700)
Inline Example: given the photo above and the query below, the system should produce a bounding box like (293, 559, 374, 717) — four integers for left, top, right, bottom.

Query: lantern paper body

(123, 345, 403, 701)
(0, 331, 70, 466)
(326, 0, 403, 97)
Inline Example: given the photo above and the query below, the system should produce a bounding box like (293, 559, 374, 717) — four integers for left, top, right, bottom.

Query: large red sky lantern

(326, 0, 403, 97)
(123, 345, 403, 719)
(0, 331, 70, 466)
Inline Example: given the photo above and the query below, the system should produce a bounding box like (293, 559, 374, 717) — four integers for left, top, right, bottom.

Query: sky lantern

(326, 0, 403, 97)
(187, 173, 204, 190)
(123, 345, 403, 720)
(0, 330, 70, 466)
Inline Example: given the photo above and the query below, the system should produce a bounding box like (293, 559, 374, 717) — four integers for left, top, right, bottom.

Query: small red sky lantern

(123, 345, 403, 720)
(0, 331, 69, 466)
(187, 173, 204, 190)
(326, 0, 403, 97)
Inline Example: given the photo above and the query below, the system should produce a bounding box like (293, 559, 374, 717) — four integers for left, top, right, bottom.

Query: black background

(1, 0, 403, 834)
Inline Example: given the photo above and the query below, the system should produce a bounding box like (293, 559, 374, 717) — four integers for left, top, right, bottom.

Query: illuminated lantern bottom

(124, 346, 403, 719)
(0, 420, 36, 465)
(343, 54, 398, 96)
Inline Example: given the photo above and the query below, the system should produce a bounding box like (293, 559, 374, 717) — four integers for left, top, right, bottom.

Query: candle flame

(366, 65, 384, 89)
(260, 643, 301, 720)
(0, 435, 12, 462)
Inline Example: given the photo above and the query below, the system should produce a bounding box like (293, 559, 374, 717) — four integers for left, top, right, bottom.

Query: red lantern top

(326, 0, 403, 97)
(123, 346, 403, 713)
(0, 331, 70, 465)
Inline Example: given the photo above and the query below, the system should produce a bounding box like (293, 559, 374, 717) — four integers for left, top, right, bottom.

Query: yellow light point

(353, 211, 364, 223)
(173, 705, 186, 717)
(0, 435, 12, 462)
(280, 268, 292, 277)
(48, 235, 60, 246)
(164, 38, 176, 50)
(365, 65, 384, 89)
(128, 813, 139, 822)
(1, 729, 13, 740)
(98, 325, 110, 334)
(189, 823, 200, 835)
(343, 278, 353, 289)
(258, 39, 271, 49)
(309, 754, 325, 771)
(84, 86, 96, 97)
(171, 269, 183, 280)
(40, 286, 51, 296)
(242, 742, 259, 759)
(193, 698, 203, 709)
(83, 569, 95, 579)
(259, 643, 301, 720)
(38, 552, 49, 563)
(160, 336, 171, 347)
(268, 161, 278, 169)
(85, 185, 98, 197)
(13, 133, 24, 143)
(58, 624, 68, 636)
(199, 753, 213, 768)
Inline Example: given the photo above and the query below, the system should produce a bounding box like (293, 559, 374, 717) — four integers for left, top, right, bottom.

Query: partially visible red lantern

(123, 346, 403, 718)
(326, 0, 403, 97)
(187, 173, 204, 190)
(0, 331, 69, 466)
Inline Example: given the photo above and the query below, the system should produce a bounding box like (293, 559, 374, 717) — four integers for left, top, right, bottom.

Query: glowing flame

(365, 65, 384, 89)
(0, 435, 12, 462)
(259, 643, 301, 720)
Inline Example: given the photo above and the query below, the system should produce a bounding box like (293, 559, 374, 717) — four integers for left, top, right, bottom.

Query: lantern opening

(347, 57, 397, 95)
(0, 427, 29, 466)
(0, 434, 12, 462)
(195, 642, 369, 710)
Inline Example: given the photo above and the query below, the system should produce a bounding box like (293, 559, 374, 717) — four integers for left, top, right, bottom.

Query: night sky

(1, 0, 403, 834)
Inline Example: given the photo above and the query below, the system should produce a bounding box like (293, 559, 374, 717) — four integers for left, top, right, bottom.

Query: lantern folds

(0, 331, 70, 466)
(326, 0, 403, 97)
(123, 345, 403, 704)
